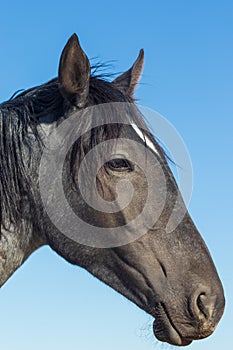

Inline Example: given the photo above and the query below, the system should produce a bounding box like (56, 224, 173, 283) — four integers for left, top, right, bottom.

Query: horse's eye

(106, 158, 133, 172)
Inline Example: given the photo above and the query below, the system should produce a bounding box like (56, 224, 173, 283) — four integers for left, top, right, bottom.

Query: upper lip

(152, 302, 192, 346)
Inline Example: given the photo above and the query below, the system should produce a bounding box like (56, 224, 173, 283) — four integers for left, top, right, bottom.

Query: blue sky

(0, 1, 232, 349)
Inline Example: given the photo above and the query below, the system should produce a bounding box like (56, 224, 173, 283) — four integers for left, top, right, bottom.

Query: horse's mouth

(153, 303, 192, 347)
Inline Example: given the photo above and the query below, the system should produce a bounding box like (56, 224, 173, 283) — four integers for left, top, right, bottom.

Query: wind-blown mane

(0, 73, 162, 232)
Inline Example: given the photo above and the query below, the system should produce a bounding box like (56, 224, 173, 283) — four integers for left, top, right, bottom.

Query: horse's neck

(0, 223, 45, 287)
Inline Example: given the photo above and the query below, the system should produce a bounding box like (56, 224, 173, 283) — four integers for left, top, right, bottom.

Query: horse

(0, 34, 225, 346)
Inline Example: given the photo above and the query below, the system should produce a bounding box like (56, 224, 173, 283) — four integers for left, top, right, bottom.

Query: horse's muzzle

(152, 287, 225, 347)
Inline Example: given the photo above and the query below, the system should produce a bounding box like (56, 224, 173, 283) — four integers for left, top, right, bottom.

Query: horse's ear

(58, 34, 90, 107)
(112, 49, 144, 97)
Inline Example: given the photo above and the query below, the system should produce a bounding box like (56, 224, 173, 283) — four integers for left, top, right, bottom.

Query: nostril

(197, 293, 209, 319)
(188, 286, 225, 334)
(191, 291, 217, 322)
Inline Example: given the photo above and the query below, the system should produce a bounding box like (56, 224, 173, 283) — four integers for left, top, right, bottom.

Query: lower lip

(153, 316, 192, 346)
(153, 319, 182, 346)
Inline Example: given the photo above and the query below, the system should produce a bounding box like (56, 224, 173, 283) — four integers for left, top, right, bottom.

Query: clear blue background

(0, 1, 232, 349)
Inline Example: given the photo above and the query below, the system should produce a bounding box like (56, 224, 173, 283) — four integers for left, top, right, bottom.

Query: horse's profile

(0, 34, 225, 346)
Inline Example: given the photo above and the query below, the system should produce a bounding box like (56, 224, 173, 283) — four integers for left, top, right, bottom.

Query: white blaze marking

(131, 123, 160, 157)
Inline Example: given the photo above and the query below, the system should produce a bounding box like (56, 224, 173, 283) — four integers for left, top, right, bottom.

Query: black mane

(0, 73, 164, 232)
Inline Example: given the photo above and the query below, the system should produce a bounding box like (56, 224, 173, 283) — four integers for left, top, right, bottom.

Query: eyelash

(106, 158, 133, 172)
